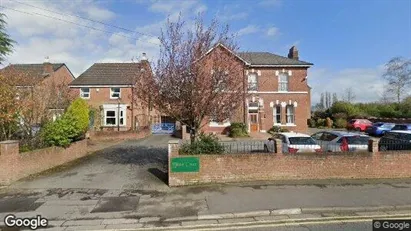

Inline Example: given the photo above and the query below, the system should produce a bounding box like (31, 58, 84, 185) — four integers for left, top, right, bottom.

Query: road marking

(191, 216, 411, 231)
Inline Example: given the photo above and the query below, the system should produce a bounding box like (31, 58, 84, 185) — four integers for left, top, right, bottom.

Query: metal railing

(378, 139, 411, 152)
(219, 141, 266, 154)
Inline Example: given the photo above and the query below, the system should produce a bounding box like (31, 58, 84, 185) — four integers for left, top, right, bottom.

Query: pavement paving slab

(91, 196, 139, 213)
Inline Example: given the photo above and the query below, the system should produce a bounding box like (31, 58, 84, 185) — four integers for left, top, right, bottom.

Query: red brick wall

(88, 128, 150, 141)
(0, 140, 88, 185)
(70, 87, 157, 131)
(168, 143, 411, 186)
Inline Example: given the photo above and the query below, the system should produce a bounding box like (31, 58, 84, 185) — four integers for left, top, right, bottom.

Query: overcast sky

(1, 0, 410, 104)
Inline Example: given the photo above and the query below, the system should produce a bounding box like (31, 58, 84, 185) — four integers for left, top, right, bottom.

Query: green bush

(316, 118, 326, 127)
(229, 122, 249, 137)
(179, 133, 225, 155)
(334, 118, 347, 128)
(66, 98, 89, 136)
(267, 126, 281, 135)
(267, 126, 290, 135)
(41, 115, 78, 147)
(41, 99, 90, 147)
(308, 118, 316, 128)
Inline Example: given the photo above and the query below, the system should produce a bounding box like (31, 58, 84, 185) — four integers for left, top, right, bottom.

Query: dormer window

(110, 88, 121, 99)
(278, 73, 288, 92)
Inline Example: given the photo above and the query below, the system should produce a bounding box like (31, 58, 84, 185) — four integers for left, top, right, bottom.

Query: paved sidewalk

(1, 180, 411, 230)
(1, 204, 411, 230)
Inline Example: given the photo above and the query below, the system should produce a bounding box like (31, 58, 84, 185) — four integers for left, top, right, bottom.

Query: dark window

(288, 137, 317, 145)
(106, 111, 115, 117)
(321, 133, 338, 141)
(392, 125, 407, 130)
(336, 136, 370, 145)
(311, 132, 323, 140)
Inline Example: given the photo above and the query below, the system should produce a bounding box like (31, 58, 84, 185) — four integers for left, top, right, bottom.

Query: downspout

(131, 86, 134, 131)
(243, 65, 246, 124)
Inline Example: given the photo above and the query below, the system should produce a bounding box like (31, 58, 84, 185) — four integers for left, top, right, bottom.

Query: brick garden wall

(0, 140, 88, 185)
(168, 140, 411, 186)
(88, 127, 151, 141)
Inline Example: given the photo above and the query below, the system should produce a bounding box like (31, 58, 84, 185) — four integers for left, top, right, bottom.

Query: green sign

(171, 157, 200, 172)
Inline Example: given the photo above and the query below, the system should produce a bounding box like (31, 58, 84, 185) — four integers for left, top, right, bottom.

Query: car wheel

(379, 145, 388, 151)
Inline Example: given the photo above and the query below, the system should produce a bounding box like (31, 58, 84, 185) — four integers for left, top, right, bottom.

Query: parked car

(346, 119, 373, 132)
(391, 124, 411, 131)
(378, 130, 411, 151)
(264, 132, 322, 153)
(365, 122, 395, 136)
(311, 131, 371, 152)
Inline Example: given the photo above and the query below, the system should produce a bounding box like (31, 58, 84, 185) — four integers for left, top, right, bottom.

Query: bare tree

(133, 14, 244, 142)
(383, 57, 411, 103)
(342, 87, 356, 102)
(332, 93, 338, 105)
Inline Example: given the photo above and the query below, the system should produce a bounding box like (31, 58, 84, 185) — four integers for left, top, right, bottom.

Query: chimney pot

(141, 53, 148, 61)
(43, 56, 53, 74)
(288, 46, 299, 60)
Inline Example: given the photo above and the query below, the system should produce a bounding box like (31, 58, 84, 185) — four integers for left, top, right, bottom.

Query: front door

(249, 113, 259, 132)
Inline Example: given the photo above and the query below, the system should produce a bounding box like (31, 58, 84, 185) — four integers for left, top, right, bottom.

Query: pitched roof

(69, 63, 145, 86)
(1, 63, 68, 86)
(2, 63, 65, 77)
(236, 52, 313, 66)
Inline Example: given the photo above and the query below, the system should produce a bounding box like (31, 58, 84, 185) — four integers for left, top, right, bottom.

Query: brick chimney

(288, 46, 299, 60)
(43, 56, 53, 74)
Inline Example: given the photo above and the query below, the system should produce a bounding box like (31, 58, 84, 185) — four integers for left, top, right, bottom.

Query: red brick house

(202, 44, 313, 134)
(1, 58, 76, 122)
(69, 55, 159, 131)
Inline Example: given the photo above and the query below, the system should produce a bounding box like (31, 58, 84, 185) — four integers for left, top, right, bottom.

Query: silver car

(310, 131, 371, 152)
(264, 132, 322, 153)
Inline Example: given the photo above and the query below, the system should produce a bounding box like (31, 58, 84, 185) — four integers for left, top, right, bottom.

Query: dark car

(365, 122, 395, 136)
(391, 124, 411, 131)
(378, 131, 411, 151)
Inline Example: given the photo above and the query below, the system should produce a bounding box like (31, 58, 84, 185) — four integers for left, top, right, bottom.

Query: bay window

(102, 104, 126, 126)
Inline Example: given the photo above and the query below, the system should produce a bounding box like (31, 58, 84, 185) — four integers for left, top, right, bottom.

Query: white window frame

(80, 88, 90, 99)
(248, 73, 258, 91)
(278, 73, 288, 92)
(274, 105, 282, 125)
(102, 104, 127, 126)
(110, 87, 121, 99)
(286, 105, 295, 125)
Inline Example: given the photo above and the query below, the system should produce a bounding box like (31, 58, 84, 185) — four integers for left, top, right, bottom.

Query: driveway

(10, 135, 174, 191)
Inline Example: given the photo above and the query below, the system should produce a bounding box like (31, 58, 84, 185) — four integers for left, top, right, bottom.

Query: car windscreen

(337, 136, 369, 145)
(373, 122, 384, 127)
(381, 123, 395, 128)
(288, 137, 317, 145)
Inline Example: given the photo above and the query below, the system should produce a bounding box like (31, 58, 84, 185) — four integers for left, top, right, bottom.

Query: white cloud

(82, 6, 116, 21)
(217, 4, 248, 21)
(309, 66, 386, 104)
(266, 26, 279, 37)
(237, 25, 260, 36)
(148, 0, 204, 14)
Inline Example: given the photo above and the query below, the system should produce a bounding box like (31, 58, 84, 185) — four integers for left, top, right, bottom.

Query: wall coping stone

(0, 140, 19, 144)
